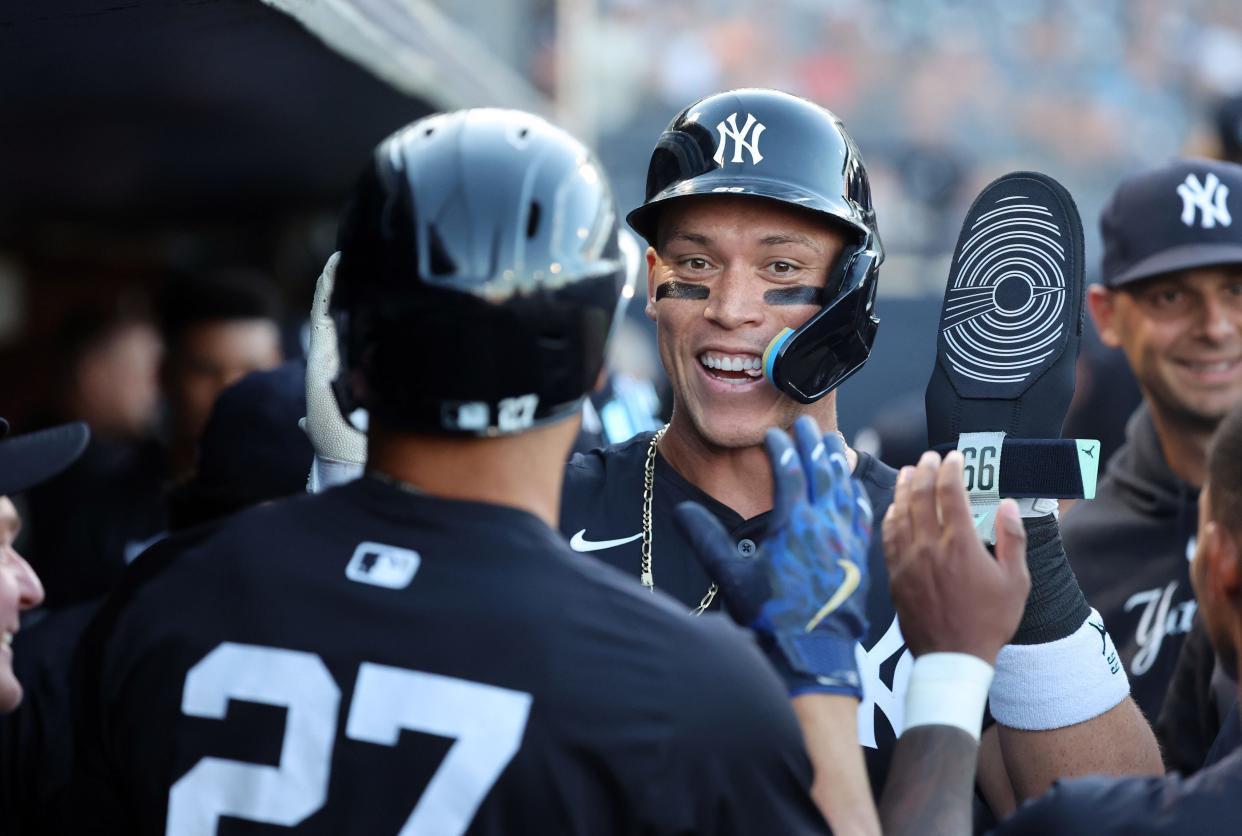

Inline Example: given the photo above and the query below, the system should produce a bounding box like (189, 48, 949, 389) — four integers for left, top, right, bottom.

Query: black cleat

(926, 171, 1086, 447)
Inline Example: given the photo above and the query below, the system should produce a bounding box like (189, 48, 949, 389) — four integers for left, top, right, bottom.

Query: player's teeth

(699, 352, 761, 371)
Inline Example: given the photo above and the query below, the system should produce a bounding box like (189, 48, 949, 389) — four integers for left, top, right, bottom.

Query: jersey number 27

(167, 642, 532, 835)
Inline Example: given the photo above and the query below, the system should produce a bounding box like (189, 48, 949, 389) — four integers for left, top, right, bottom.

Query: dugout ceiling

(0, 0, 549, 237)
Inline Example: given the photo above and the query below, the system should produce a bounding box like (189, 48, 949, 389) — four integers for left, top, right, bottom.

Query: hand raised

(300, 252, 367, 467)
(675, 415, 871, 697)
(882, 450, 1029, 664)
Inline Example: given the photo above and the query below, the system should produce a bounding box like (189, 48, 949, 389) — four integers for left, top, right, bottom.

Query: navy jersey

(0, 599, 101, 835)
(560, 432, 905, 794)
(70, 477, 828, 835)
(991, 748, 1242, 835)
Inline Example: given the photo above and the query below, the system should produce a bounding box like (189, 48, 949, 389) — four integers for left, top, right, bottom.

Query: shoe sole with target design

(925, 171, 1085, 447)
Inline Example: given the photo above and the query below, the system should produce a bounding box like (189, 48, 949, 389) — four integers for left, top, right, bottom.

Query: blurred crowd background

(2, 0, 1242, 603)
(503, 0, 1242, 279)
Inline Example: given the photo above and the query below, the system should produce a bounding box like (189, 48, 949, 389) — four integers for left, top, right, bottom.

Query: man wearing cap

(1064, 158, 1242, 722)
(0, 418, 88, 714)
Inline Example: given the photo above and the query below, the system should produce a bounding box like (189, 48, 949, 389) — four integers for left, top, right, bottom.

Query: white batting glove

(300, 252, 366, 493)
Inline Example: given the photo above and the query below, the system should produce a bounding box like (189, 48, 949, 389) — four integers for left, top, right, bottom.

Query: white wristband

(990, 609, 1130, 731)
(903, 653, 995, 742)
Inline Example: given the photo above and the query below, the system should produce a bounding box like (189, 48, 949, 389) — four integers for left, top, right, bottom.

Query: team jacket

(69, 479, 829, 835)
(560, 432, 904, 796)
(1062, 403, 1200, 720)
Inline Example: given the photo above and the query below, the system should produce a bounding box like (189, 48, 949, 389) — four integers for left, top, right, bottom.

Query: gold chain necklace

(642, 424, 718, 616)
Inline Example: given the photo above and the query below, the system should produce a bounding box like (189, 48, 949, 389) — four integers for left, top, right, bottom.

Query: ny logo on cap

(1177, 172, 1232, 229)
(714, 112, 766, 166)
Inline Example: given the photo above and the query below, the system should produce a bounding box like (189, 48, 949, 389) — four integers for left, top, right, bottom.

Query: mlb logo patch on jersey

(345, 542, 421, 589)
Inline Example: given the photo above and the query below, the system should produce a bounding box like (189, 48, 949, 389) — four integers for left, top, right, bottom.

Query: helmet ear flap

(762, 245, 881, 403)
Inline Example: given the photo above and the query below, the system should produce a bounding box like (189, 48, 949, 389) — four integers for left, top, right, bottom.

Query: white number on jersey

(347, 663, 531, 835)
(167, 642, 532, 836)
(168, 644, 339, 833)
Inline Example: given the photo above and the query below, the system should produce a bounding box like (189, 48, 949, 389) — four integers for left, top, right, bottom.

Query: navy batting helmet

(332, 109, 627, 435)
(628, 88, 882, 404)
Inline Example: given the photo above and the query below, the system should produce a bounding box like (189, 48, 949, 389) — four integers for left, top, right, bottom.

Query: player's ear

(645, 246, 659, 321)
(1086, 285, 1122, 348)
(1211, 522, 1241, 599)
(1198, 521, 1237, 606)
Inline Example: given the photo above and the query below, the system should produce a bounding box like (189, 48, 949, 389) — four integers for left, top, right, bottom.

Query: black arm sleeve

(1010, 515, 1090, 645)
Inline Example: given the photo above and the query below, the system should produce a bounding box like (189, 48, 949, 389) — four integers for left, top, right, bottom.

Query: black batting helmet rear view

(332, 109, 626, 435)
(629, 88, 883, 404)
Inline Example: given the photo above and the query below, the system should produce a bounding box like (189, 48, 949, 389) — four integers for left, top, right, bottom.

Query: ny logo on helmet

(1177, 172, 1232, 229)
(714, 112, 766, 166)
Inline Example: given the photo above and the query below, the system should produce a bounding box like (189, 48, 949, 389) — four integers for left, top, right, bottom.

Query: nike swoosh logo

(806, 559, 862, 631)
(569, 529, 643, 553)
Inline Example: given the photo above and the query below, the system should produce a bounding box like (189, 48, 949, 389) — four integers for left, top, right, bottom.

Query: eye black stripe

(655, 281, 710, 300)
(763, 286, 821, 305)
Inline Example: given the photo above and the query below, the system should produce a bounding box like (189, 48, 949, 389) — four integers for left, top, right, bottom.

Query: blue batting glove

(674, 416, 872, 697)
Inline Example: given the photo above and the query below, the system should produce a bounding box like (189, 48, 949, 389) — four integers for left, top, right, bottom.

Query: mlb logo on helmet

(436, 401, 490, 433)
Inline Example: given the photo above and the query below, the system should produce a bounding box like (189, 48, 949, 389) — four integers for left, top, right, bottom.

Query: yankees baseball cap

(0, 418, 90, 496)
(1101, 158, 1242, 288)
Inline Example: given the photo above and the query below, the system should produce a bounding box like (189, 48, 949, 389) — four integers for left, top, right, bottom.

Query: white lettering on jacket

(1123, 581, 1197, 675)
